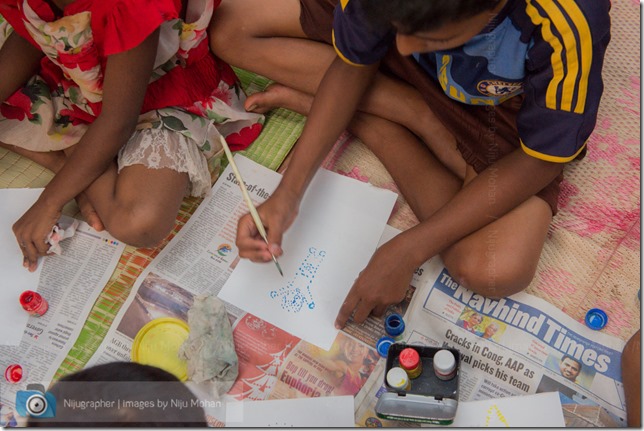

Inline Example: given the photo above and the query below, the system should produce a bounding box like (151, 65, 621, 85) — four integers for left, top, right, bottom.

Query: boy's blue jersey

(332, 0, 611, 163)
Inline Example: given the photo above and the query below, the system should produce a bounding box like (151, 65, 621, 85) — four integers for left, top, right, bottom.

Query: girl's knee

(103, 204, 175, 248)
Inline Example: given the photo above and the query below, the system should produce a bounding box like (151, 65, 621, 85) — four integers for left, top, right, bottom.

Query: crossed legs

(210, 0, 552, 297)
(1, 142, 189, 248)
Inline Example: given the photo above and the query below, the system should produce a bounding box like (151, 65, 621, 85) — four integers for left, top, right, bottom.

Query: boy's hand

(235, 187, 300, 262)
(13, 199, 61, 272)
(334, 238, 417, 329)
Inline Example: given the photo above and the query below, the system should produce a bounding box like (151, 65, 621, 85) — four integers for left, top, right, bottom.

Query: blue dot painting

(270, 247, 326, 313)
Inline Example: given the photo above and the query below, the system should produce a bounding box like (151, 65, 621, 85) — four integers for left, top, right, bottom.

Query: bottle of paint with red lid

(4, 364, 25, 383)
(399, 347, 423, 379)
(20, 290, 49, 317)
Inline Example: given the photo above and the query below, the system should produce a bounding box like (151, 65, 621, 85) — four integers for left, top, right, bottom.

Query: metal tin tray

(375, 344, 460, 425)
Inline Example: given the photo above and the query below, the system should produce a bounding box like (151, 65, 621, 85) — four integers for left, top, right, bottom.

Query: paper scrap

(450, 392, 565, 427)
(225, 395, 355, 427)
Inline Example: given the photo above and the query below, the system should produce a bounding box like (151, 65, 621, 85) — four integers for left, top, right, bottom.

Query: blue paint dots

(269, 247, 326, 313)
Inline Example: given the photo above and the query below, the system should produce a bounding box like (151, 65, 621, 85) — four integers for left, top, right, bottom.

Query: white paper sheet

(225, 395, 355, 427)
(450, 392, 565, 427)
(219, 157, 397, 350)
(0, 188, 44, 345)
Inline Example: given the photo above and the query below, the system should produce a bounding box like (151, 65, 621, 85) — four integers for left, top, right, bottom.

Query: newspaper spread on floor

(81, 155, 425, 426)
(0, 217, 126, 427)
(354, 257, 628, 427)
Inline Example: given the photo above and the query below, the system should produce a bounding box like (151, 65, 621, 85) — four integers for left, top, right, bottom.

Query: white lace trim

(117, 128, 211, 197)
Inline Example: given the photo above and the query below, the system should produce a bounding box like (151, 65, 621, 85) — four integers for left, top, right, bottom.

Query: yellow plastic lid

(131, 317, 190, 381)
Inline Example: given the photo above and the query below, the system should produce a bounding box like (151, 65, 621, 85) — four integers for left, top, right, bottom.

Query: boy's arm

(13, 29, 160, 269)
(280, 57, 379, 198)
(335, 149, 563, 327)
(0, 31, 43, 104)
(236, 56, 379, 260)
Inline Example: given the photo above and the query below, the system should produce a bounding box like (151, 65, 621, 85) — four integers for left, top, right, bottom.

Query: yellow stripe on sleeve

(521, 139, 587, 163)
(340, 0, 350, 10)
(535, 0, 579, 112)
(557, 0, 593, 113)
(331, 30, 367, 67)
(525, 0, 565, 111)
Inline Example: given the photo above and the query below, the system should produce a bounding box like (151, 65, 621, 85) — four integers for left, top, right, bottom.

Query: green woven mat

(0, 69, 305, 379)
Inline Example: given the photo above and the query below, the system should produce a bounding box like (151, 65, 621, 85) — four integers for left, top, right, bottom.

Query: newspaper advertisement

(0, 217, 126, 427)
(355, 257, 628, 427)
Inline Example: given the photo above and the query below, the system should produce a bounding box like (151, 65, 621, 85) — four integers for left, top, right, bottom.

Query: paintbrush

(218, 135, 283, 276)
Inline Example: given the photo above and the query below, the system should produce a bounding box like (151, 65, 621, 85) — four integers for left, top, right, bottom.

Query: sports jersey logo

(477, 80, 523, 97)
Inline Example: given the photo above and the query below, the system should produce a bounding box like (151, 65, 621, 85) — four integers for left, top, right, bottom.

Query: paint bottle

(376, 336, 396, 358)
(20, 290, 49, 317)
(384, 313, 406, 342)
(433, 349, 457, 381)
(399, 347, 422, 379)
(386, 367, 411, 391)
(4, 364, 25, 384)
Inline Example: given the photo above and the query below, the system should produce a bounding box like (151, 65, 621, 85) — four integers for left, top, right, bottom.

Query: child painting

(211, 0, 610, 327)
(0, 0, 264, 271)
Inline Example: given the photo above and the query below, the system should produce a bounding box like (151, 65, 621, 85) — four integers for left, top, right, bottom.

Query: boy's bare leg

(346, 114, 552, 298)
(250, 79, 551, 296)
(210, 0, 466, 178)
(622, 330, 641, 427)
(0, 142, 104, 231)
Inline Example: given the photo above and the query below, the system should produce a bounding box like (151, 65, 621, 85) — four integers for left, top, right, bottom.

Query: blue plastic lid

(585, 308, 608, 330)
(376, 336, 395, 357)
(384, 313, 405, 337)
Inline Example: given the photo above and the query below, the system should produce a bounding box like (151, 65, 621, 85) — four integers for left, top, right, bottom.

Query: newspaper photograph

(355, 257, 628, 427)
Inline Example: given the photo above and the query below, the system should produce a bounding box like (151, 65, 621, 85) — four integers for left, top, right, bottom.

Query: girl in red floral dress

(0, 0, 264, 270)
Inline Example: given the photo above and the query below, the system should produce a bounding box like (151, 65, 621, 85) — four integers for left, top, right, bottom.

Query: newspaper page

(84, 155, 284, 368)
(354, 257, 628, 427)
(0, 217, 126, 427)
(82, 167, 429, 426)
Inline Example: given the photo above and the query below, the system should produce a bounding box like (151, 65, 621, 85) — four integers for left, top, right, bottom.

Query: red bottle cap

(5, 364, 24, 383)
(20, 290, 48, 316)
(399, 347, 420, 370)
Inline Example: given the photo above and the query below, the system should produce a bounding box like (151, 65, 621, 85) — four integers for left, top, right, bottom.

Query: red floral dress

(0, 0, 264, 196)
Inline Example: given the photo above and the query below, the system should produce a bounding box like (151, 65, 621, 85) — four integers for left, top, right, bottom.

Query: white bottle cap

(433, 349, 456, 376)
(386, 367, 410, 390)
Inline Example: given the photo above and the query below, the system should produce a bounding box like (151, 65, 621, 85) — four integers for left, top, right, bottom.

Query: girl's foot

(1, 143, 106, 231)
(245, 83, 314, 116)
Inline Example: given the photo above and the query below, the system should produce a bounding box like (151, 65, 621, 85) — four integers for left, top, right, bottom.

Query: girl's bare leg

(1, 142, 104, 231)
(61, 145, 189, 248)
(2, 141, 187, 247)
(80, 162, 189, 248)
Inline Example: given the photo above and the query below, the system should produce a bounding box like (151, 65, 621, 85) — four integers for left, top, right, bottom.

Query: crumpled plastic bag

(179, 295, 238, 397)
(47, 220, 80, 255)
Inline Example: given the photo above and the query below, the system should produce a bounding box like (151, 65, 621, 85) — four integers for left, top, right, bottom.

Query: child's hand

(335, 237, 417, 329)
(13, 200, 61, 272)
(235, 187, 300, 262)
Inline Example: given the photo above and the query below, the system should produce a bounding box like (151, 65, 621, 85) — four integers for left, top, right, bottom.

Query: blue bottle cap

(376, 336, 395, 358)
(585, 308, 608, 330)
(384, 313, 405, 337)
